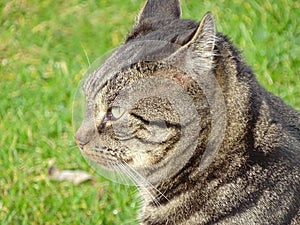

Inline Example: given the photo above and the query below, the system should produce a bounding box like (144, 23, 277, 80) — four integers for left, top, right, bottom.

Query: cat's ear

(184, 12, 216, 57)
(165, 13, 216, 68)
(137, 0, 181, 24)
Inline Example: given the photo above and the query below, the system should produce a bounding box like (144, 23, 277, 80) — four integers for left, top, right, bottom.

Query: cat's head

(74, 0, 227, 185)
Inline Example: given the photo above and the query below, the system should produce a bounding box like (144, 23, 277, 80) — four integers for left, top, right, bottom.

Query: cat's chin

(80, 153, 145, 186)
(80, 151, 115, 169)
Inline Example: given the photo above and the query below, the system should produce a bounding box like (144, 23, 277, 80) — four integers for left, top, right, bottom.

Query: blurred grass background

(0, 0, 299, 224)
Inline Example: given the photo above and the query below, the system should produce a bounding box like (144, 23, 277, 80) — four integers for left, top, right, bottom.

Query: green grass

(0, 0, 299, 224)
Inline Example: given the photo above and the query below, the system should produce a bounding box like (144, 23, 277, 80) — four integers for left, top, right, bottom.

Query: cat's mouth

(82, 151, 116, 168)
(80, 146, 133, 168)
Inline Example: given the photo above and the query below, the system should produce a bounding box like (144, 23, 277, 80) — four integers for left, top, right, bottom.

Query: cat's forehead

(83, 39, 181, 98)
(83, 17, 199, 99)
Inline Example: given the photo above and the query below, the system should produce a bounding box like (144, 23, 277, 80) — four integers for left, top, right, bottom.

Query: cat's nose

(75, 138, 88, 150)
(75, 128, 89, 149)
(75, 119, 94, 149)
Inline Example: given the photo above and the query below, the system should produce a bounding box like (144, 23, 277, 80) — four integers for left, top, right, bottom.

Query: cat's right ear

(165, 13, 216, 70)
(136, 0, 181, 25)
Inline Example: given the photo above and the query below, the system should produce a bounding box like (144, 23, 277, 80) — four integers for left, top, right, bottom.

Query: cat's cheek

(131, 153, 151, 167)
(78, 142, 94, 158)
(128, 148, 160, 168)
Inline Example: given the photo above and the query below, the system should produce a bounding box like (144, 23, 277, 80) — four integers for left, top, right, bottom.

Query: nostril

(75, 139, 88, 150)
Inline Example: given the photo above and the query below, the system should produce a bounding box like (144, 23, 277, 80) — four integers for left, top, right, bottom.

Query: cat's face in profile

(75, 58, 212, 183)
(75, 1, 224, 184)
(78, 62, 183, 168)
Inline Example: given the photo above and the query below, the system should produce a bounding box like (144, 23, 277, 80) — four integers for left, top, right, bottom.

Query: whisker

(111, 162, 132, 186)
(121, 162, 170, 206)
(123, 162, 168, 197)
(117, 163, 141, 186)
(68, 145, 81, 150)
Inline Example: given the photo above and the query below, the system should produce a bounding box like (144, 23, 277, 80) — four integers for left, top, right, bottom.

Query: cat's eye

(109, 106, 125, 121)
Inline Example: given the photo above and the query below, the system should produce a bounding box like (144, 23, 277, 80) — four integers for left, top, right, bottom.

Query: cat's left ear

(165, 13, 216, 69)
(137, 0, 181, 25)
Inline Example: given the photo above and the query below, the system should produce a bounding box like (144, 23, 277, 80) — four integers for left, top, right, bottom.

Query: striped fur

(75, 1, 300, 224)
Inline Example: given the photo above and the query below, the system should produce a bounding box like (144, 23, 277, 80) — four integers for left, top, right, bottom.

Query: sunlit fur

(75, 0, 300, 224)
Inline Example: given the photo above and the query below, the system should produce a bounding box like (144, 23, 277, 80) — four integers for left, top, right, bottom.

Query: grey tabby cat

(75, 0, 300, 224)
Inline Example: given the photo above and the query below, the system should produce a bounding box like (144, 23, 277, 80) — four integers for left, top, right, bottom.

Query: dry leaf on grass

(48, 166, 95, 185)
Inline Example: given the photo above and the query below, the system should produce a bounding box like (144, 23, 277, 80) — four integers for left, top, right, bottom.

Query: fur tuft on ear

(137, 0, 181, 24)
(188, 12, 216, 57)
(165, 12, 216, 69)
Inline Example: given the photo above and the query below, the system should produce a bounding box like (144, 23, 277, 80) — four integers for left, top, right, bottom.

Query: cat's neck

(141, 33, 259, 203)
